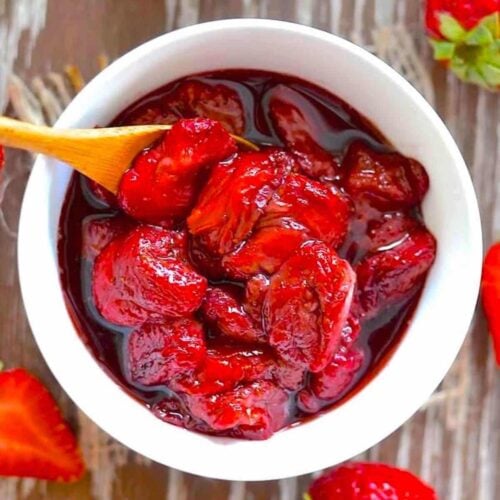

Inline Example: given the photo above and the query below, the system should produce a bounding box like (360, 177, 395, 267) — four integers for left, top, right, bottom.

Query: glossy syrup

(58, 70, 425, 426)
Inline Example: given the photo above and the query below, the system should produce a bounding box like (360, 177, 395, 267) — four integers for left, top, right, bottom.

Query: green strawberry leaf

(464, 23, 494, 46)
(481, 64, 500, 87)
(430, 39, 455, 60)
(439, 13, 466, 42)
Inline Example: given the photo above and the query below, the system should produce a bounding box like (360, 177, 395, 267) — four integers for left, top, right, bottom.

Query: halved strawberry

(481, 242, 500, 365)
(0, 368, 85, 482)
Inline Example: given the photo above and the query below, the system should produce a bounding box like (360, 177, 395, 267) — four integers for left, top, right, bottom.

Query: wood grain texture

(0, 1, 498, 499)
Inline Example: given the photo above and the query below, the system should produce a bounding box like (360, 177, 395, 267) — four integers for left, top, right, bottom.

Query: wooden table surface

(0, 1, 498, 499)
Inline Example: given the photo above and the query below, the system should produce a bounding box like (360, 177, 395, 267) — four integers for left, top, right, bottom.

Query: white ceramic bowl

(18, 19, 482, 481)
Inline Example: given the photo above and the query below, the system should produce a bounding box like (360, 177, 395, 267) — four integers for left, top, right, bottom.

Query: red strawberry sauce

(58, 70, 436, 439)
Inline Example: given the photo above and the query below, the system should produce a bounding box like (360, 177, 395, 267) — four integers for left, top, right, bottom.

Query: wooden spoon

(0, 116, 258, 193)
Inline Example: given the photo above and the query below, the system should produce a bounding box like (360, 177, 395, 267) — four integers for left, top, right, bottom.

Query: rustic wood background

(0, 1, 498, 499)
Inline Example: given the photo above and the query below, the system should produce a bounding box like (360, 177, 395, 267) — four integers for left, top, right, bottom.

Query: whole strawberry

(425, 0, 499, 90)
(481, 242, 500, 365)
(306, 462, 437, 499)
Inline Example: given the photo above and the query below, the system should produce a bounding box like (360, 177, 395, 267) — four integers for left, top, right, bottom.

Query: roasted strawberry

(222, 219, 309, 279)
(188, 149, 296, 255)
(274, 362, 308, 390)
(243, 274, 270, 323)
(481, 242, 500, 365)
(172, 344, 275, 395)
(118, 118, 237, 225)
(264, 241, 356, 372)
(298, 347, 365, 413)
(426, 0, 499, 90)
(356, 226, 437, 318)
(184, 380, 289, 439)
(165, 81, 245, 134)
(0, 368, 85, 482)
(127, 318, 206, 386)
(269, 85, 340, 180)
(93, 226, 206, 326)
(306, 462, 437, 499)
(81, 215, 133, 260)
(366, 211, 421, 253)
(222, 173, 350, 279)
(200, 286, 266, 343)
(125, 106, 178, 126)
(342, 141, 429, 210)
(264, 173, 351, 248)
(83, 178, 118, 208)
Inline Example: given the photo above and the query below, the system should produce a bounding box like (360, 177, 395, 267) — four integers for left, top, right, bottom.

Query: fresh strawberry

(306, 462, 437, 499)
(481, 242, 500, 365)
(425, 0, 499, 90)
(0, 368, 84, 482)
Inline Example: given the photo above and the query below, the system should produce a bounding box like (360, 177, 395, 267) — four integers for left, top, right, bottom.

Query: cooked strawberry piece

(264, 241, 356, 372)
(269, 85, 340, 180)
(264, 173, 351, 248)
(222, 173, 350, 279)
(222, 219, 309, 279)
(93, 226, 206, 326)
(164, 81, 245, 135)
(188, 149, 296, 255)
(127, 318, 206, 386)
(342, 141, 429, 210)
(126, 106, 178, 126)
(200, 286, 266, 343)
(481, 242, 500, 365)
(339, 314, 362, 348)
(82, 215, 133, 260)
(0, 368, 84, 482)
(243, 274, 270, 323)
(356, 226, 437, 318)
(83, 178, 118, 208)
(172, 344, 275, 395)
(118, 118, 237, 224)
(366, 211, 421, 252)
(188, 237, 226, 279)
(298, 346, 365, 412)
(307, 462, 437, 499)
(184, 380, 289, 439)
(274, 362, 308, 390)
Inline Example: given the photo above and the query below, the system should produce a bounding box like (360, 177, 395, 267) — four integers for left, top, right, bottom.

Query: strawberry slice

(0, 368, 85, 482)
(481, 242, 500, 365)
(306, 462, 437, 499)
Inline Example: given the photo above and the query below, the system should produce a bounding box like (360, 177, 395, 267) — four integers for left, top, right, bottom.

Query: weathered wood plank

(0, 1, 498, 498)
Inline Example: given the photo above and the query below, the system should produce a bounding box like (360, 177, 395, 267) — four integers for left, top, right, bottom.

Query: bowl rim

(17, 19, 482, 481)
